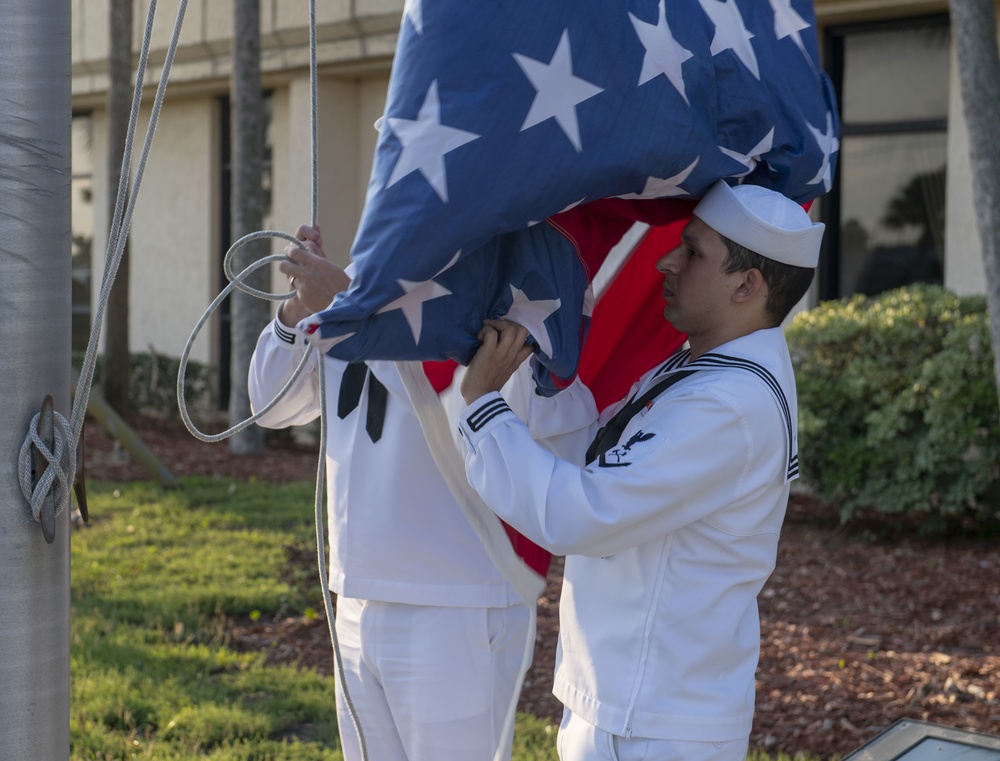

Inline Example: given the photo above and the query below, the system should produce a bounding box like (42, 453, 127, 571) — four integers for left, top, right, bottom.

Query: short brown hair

(721, 236, 814, 325)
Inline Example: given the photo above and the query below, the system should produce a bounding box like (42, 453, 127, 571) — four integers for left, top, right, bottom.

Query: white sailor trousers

(557, 708, 749, 761)
(334, 596, 531, 761)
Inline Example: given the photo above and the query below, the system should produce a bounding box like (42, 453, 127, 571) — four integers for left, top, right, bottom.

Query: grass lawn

(70, 478, 817, 760)
(72, 478, 343, 759)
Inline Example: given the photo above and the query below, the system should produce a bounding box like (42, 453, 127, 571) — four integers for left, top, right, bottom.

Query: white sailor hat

(693, 181, 825, 268)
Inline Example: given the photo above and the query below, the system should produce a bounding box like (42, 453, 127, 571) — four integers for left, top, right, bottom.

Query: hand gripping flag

(301, 0, 840, 386)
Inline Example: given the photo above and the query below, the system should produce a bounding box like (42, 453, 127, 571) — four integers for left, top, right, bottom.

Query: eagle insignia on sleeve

(598, 429, 656, 468)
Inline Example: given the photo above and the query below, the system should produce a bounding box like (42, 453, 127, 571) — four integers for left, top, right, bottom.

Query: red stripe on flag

(552, 198, 693, 412)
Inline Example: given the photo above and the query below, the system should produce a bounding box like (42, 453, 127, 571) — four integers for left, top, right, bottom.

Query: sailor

(457, 180, 824, 761)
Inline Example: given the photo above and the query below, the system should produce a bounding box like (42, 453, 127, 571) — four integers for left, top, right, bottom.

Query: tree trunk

(949, 0, 1000, 409)
(104, 0, 133, 420)
(229, 0, 269, 454)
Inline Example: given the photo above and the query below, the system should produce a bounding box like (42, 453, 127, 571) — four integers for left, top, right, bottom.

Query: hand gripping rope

(172, 2, 370, 757)
(176, 0, 545, 749)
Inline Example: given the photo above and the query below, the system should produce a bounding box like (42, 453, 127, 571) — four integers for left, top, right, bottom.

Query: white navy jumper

(251, 320, 541, 761)
(459, 327, 798, 743)
(248, 318, 521, 607)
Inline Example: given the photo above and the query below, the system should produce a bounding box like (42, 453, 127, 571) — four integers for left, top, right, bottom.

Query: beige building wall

(90, 97, 221, 364)
(72, 0, 403, 102)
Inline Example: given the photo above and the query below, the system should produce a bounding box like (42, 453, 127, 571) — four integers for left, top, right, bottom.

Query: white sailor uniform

(459, 327, 798, 759)
(248, 318, 530, 761)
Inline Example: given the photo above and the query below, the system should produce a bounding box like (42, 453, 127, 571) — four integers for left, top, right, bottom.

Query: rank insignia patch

(598, 429, 656, 468)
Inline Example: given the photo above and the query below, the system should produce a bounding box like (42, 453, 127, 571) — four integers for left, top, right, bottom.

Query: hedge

(73, 350, 217, 421)
(786, 284, 1000, 534)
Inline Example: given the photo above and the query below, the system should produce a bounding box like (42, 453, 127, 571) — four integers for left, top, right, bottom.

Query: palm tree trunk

(229, 0, 269, 454)
(949, 0, 1000, 412)
(105, 0, 134, 420)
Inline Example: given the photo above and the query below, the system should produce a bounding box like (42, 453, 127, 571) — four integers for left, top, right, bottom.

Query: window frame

(71, 110, 95, 351)
(820, 13, 950, 301)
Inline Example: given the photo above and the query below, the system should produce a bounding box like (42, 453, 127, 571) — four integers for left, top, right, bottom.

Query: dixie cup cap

(693, 181, 825, 268)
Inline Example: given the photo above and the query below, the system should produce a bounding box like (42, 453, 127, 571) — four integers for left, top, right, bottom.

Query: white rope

(178, 249, 310, 443)
(171, 2, 370, 757)
(17, 0, 187, 531)
(75, 0, 188, 447)
(299, 0, 371, 751)
(176, 0, 545, 750)
(17, 410, 74, 523)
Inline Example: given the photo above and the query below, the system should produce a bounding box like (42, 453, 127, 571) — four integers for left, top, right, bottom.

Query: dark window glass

(71, 114, 94, 351)
(822, 17, 949, 300)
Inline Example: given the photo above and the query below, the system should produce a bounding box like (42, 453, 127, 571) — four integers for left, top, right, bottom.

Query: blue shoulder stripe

(467, 397, 512, 432)
(664, 352, 797, 482)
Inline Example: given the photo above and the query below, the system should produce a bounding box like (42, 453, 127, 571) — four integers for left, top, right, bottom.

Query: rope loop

(223, 230, 308, 301)
(17, 410, 74, 523)
(176, 250, 315, 443)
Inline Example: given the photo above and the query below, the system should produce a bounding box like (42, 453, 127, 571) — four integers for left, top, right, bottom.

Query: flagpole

(0, 2, 72, 759)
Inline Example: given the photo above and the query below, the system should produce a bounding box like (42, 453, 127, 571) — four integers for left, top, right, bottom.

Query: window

(71, 113, 94, 350)
(821, 16, 949, 300)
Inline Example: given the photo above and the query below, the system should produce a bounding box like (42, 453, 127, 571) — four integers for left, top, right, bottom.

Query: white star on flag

(699, 0, 759, 79)
(404, 0, 423, 34)
(807, 113, 839, 192)
(386, 80, 481, 202)
(629, 0, 694, 104)
(619, 158, 700, 199)
(503, 285, 561, 357)
(719, 128, 774, 177)
(376, 278, 453, 345)
(313, 331, 357, 350)
(769, 0, 811, 58)
(514, 29, 604, 152)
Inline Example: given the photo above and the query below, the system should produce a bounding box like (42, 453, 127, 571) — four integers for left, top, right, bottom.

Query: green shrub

(787, 283, 1000, 533)
(74, 350, 217, 419)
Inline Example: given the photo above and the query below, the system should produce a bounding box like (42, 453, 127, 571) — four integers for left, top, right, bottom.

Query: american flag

(301, 0, 839, 383)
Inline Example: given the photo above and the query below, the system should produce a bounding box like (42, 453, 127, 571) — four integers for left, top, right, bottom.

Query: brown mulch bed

(83, 415, 1000, 759)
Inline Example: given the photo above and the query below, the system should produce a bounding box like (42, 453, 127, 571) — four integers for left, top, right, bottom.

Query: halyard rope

(17, 412, 73, 524)
(175, 1, 369, 756)
(18, 0, 186, 521)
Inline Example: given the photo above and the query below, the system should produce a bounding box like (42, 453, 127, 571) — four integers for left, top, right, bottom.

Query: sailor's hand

(277, 225, 352, 324)
(461, 319, 534, 404)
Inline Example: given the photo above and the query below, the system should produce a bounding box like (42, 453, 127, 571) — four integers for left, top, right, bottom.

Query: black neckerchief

(337, 362, 388, 443)
(585, 369, 695, 465)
